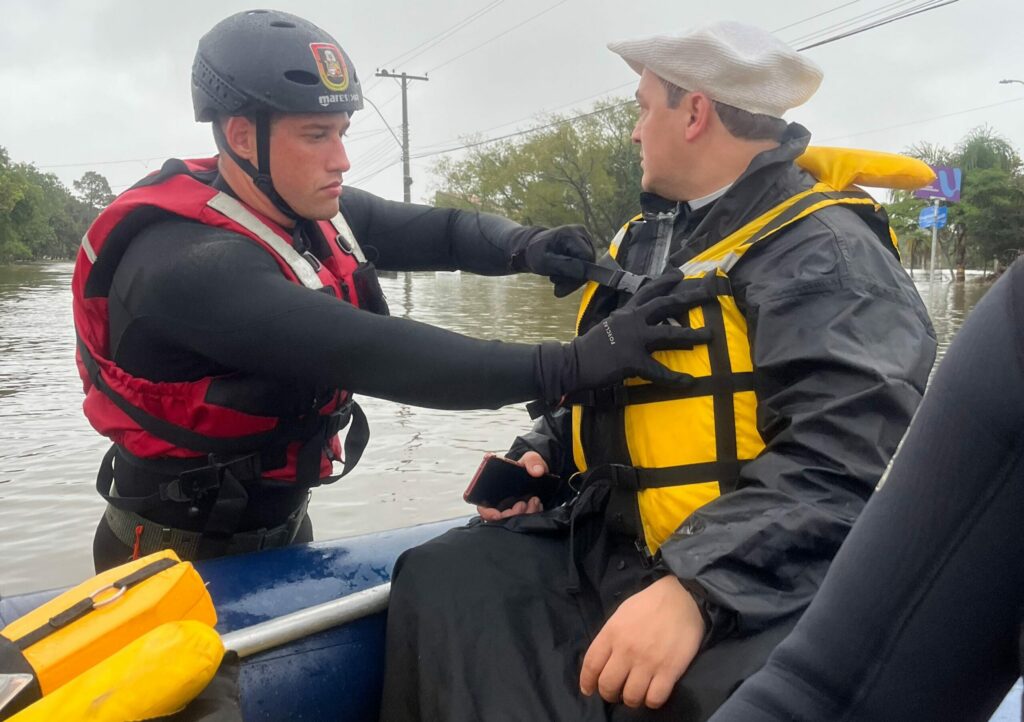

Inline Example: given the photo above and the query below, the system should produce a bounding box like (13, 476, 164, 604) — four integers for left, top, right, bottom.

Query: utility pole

(374, 69, 428, 202)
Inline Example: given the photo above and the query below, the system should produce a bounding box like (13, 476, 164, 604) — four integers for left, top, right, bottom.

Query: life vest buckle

(565, 385, 632, 410)
(87, 582, 127, 609)
(165, 466, 221, 503)
(605, 464, 642, 491)
(163, 453, 261, 503)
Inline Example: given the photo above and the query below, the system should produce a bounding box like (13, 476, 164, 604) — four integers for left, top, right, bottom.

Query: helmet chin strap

(213, 116, 300, 222)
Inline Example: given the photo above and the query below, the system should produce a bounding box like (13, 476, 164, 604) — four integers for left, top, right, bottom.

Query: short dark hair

(659, 77, 787, 142)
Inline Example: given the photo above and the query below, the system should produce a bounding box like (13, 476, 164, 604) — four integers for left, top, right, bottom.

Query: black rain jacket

(509, 124, 937, 641)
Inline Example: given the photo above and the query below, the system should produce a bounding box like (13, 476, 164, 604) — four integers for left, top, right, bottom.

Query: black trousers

(708, 263, 1024, 722)
(380, 485, 798, 722)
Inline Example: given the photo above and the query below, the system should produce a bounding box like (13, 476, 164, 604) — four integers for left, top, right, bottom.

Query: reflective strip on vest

(328, 212, 368, 264)
(80, 233, 97, 264)
(573, 187, 895, 555)
(679, 185, 880, 276)
(206, 193, 323, 290)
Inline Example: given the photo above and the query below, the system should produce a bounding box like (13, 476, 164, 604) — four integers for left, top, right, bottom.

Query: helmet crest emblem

(310, 43, 349, 91)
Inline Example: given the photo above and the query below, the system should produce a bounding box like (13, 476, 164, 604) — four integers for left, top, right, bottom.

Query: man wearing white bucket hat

(382, 21, 935, 721)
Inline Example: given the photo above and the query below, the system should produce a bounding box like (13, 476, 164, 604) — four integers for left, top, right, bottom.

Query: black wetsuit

(93, 185, 553, 568)
(708, 258, 1024, 722)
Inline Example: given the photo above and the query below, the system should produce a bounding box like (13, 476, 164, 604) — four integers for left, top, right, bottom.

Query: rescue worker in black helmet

(73, 9, 714, 571)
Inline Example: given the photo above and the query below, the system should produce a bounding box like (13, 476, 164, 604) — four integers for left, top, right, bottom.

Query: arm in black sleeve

(121, 225, 540, 409)
(340, 186, 536, 275)
(658, 217, 936, 641)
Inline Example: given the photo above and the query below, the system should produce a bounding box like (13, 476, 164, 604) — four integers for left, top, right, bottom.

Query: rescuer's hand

(510, 225, 596, 297)
(535, 274, 713, 401)
(476, 451, 549, 521)
(579, 576, 705, 709)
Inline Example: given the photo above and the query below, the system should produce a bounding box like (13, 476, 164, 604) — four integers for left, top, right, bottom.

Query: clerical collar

(687, 183, 732, 211)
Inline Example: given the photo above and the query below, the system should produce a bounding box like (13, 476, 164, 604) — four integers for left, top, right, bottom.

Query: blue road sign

(918, 205, 948, 229)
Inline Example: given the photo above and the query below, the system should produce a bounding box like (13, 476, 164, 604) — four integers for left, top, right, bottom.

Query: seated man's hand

(579, 576, 704, 709)
(476, 451, 549, 521)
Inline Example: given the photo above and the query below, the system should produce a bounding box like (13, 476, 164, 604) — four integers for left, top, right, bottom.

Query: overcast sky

(2, 0, 1021, 207)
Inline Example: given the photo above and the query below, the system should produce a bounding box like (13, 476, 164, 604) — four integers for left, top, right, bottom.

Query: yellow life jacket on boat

(0, 550, 217, 718)
(570, 147, 934, 556)
(9, 621, 223, 722)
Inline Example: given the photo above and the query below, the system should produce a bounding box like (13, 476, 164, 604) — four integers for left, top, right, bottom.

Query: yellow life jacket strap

(583, 458, 748, 491)
(680, 188, 882, 276)
(566, 370, 755, 409)
(575, 215, 642, 334)
(575, 254, 650, 295)
(9, 557, 178, 652)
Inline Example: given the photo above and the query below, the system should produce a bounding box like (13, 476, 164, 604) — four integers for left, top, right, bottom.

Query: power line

(363, 95, 404, 151)
(347, 154, 403, 186)
(351, 136, 402, 169)
(412, 101, 631, 160)
(36, 155, 194, 170)
(379, 0, 504, 69)
(817, 96, 1024, 144)
(786, 0, 921, 45)
(426, 0, 570, 73)
(362, 0, 573, 118)
(797, 0, 959, 51)
(772, 0, 862, 34)
(361, 1, 505, 98)
(415, 82, 635, 152)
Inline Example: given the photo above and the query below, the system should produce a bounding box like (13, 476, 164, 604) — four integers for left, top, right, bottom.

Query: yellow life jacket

(571, 148, 932, 556)
(9, 621, 223, 722)
(0, 550, 216, 715)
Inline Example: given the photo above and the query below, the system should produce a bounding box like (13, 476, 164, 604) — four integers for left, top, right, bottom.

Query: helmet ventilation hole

(270, 20, 296, 28)
(284, 70, 320, 86)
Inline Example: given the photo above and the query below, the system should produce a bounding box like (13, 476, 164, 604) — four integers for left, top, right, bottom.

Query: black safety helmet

(191, 9, 363, 218)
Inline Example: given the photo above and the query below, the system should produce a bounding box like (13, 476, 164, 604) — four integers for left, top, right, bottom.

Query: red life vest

(72, 157, 369, 484)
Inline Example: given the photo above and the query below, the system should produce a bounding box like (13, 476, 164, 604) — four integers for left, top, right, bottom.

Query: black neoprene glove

(534, 273, 714, 404)
(509, 225, 596, 298)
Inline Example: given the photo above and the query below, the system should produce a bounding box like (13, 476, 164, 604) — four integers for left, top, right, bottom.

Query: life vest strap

(92, 403, 367, 500)
(95, 446, 264, 513)
(586, 460, 746, 491)
(578, 254, 650, 294)
(565, 372, 755, 409)
(679, 189, 884, 276)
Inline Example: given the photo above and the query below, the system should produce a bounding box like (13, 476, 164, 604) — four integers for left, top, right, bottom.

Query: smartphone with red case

(463, 453, 563, 511)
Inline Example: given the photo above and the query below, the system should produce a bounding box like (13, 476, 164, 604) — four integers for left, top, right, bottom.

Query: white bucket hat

(608, 21, 823, 119)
